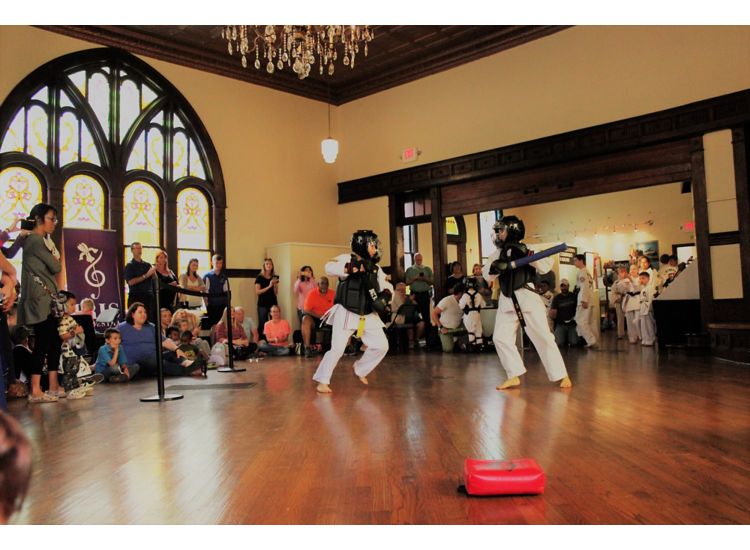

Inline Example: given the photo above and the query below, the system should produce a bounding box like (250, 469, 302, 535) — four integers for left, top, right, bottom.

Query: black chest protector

(499, 242, 535, 297)
(463, 289, 481, 314)
(335, 256, 381, 315)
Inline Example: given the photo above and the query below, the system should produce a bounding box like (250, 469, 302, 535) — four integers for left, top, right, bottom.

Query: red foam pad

(464, 457, 545, 496)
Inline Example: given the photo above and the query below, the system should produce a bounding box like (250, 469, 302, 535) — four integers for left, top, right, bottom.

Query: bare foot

(496, 376, 521, 390)
(358, 376, 369, 386)
(559, 377, 572, 389)
(316, 383, 332, 394)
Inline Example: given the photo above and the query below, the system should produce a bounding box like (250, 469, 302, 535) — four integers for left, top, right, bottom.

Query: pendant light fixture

(321, 102, 339, 164)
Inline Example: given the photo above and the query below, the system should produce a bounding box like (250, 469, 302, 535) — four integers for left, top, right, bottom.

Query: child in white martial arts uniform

(312, 230, 393, 394)
(622, 264, 642, 344)
(483, 216, 572, 390)
(573, 254, 597, 348)
(638, 271, 657, 346)
(458, 278, 487, 350)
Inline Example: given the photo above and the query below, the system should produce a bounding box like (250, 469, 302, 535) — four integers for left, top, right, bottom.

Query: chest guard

(499, 243, 535, 297)
(334, 256, 384, 315)
(463, 290, 482, 314)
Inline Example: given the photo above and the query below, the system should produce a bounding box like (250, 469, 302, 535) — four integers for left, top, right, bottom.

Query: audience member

(79, 298, 96, 319)
(0, 411, 32, 524)
(172, 308, 210, 358)
(471, 263, 493, 303)
(95, 328, 138, 383)
(445, 261, 465, 296)
(404, 253, 434, 339)
(159, 308, 173, 336)
(538, 280, 554, 331)
(388, 281, 424, 350)
(0, 216, 29, 260)
(178, 330, 207, 377)
(165, 325, 181, 346)
(293, 265, 318, 325)
(57, 291, 86, 356)
(178, 258, 208, 310)
(255, 258, 279, 341)
(301, 276, 335, 357)
(117, 302, 200, 377)
(214, 306, 255, 360)
(154, 249, 179, 311)
(431, 283, 467, 353)
(203, 254, 228, 327)
(260, 305, 291, 356)
(124, 242, 156, 321)
(18, 203, 65, 403)
(234, 307, 259, 346)
(549, 279, 579, 347)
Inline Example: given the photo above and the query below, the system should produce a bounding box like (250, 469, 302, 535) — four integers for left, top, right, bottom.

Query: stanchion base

(217, 366, 247, 373)
(140, 393, 184, 402)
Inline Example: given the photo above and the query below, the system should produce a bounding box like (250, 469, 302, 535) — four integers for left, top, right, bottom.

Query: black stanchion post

(218, 281, 246, 373)
(141, 275, 184, 402)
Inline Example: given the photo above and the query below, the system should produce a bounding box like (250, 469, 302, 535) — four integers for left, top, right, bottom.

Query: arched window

(0, 166, 43, 280)
(63, 174, 105, 229)
(123, 181, 160, 264)
(0, 48, 226, 303)
(176, 187, 211, 276)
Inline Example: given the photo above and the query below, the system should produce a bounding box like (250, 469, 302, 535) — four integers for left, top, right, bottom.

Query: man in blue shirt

(203, 254, 228, 327)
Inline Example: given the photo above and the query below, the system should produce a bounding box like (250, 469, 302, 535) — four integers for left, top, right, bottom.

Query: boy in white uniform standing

(312, 230, 393, 394)
(638, 271, 657, 346)
(573, 254, 597, 348)
(483, 216, 571, 390)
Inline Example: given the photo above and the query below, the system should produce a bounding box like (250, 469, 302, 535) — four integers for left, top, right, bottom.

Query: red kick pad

(463, 458, 545, 496)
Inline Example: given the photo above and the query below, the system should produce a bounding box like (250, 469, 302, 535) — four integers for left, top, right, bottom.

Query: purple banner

(62, 228, 122, 329)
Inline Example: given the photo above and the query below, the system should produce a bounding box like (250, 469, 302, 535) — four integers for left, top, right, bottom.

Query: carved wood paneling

(338, 90, 750, 203)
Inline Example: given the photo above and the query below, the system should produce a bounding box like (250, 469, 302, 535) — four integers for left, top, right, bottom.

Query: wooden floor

(7, 334, 750, 525)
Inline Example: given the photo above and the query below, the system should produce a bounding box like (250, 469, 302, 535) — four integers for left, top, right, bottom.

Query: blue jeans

(259, 343, 290, 356)
(95, 362, 141, 381)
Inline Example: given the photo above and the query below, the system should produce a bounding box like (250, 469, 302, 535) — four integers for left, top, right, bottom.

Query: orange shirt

(263, 319, 291, 346)
(303, 288, 335, 318)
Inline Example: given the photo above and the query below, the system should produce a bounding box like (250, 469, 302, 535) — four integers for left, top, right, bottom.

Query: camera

(300, 275, 308, 281)
(273, 275, 279, 281)
(20, 218, 35, 231)
(419, 272, 424, 277)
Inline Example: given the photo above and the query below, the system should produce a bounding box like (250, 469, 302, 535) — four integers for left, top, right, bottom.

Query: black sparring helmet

(351, 229, 381, 262)
(492, 215, 525, 247)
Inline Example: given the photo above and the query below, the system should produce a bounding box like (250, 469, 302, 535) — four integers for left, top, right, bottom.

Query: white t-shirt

(436, 295, 464, 329)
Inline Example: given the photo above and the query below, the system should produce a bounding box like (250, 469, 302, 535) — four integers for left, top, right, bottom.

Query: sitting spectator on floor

(431, 283, 468, 353)
(260, 305, 292, 356)
(471, 263, 493, 303)
(172, 308, 210, 358)
(549, 279, 579, 347)
(117, 302, 200, 377)
(214, 306, 255, 360)
(95, 328, 138, 383)
(178, 330, 207, 377)
(234, 307, 259, 347)
(301, 276, 335, 357)
(159, 308, 173, 337)
(165, 325, 181, 346)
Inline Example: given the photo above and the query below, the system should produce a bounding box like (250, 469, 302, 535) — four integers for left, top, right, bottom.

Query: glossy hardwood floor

(7, 334, 750, 524)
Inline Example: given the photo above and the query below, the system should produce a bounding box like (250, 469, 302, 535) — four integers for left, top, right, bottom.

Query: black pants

(29, 315, 62, 376)
(412, 291, 436, 346)
(136, 351, 197, 377)
(206, 304, 227, 328)
(257, 305, 272, 340)
(0, 312, 15, 382)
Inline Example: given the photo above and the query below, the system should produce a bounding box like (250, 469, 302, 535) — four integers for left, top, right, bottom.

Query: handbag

(32, 275, 67, 318)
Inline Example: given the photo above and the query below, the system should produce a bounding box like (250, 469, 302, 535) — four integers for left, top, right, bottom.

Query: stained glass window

(446, 216, 459, 236)
(119, 79, 140, 142)
(63, 175, 105, 229)
(0, 109, 25, 153)
(147, 127, 164, 178)
(80, 122, 100, 165)
(0, 167, 43, 282)
(88, 72, 110, 137)
(123, 181, 160, 247)
(27, 105, 49, 162)
(177, 188, 209, 250)
(188, 138, 206, 179)
(59, 111, 79, 166)
(172, 131, 188, 180)
(127, 132, 146, 171)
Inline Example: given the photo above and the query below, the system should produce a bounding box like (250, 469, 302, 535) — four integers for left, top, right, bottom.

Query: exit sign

(401, 147, 419, 163)
(682, 220, 695, 232)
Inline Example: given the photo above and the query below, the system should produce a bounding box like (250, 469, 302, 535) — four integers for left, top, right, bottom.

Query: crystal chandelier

(221, 25, 374, 80)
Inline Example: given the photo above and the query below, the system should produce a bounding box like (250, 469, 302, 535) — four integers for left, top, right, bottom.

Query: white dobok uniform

(639, 286, 657, 346)
(622, 278, 642, 344)
(312, 254, 394, 386)
(483, 249, 568, 382)
(574, 266, 598, 346)
(458, 289, 486, 344)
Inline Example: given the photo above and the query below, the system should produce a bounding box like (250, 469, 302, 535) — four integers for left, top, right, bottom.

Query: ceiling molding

(36, 25, 569, 105)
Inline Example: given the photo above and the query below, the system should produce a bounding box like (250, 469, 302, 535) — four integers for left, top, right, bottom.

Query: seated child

(165, 326, 181, 347)
(95, 328, 140, 382)
(57, 291, 86, 357)
(80, 298, 96, 319)
(178, 330, 207, 377)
